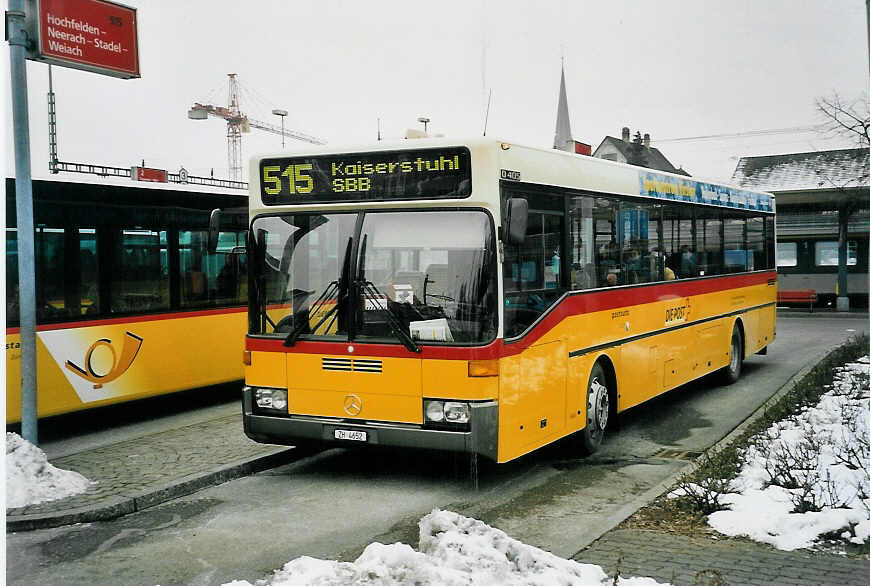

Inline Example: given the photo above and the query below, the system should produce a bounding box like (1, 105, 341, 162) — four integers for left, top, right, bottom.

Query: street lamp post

(272, 108, 288, 149)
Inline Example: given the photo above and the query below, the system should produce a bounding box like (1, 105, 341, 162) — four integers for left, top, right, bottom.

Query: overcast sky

(3, 0, 869, 185)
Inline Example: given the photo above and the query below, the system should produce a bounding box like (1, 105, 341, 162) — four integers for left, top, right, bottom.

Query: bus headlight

(444, 402, 470, 424)
(425, 400, 445, 422)
(424, 400, 471, 426)
(255, 388, 288, 411)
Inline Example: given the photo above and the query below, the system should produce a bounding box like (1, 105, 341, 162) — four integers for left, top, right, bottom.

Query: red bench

(777, 289, 817, 312)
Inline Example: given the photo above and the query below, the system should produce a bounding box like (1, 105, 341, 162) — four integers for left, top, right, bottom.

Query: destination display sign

(29, 0, 140, 79)
(639, 171, 773, 212)
(259, 147, 471, 205)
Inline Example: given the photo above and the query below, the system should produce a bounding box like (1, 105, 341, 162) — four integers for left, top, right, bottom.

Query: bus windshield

(249, 209, 497, 345)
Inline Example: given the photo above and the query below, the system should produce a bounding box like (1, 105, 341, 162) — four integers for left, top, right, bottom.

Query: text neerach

(45, 12, 126, 57)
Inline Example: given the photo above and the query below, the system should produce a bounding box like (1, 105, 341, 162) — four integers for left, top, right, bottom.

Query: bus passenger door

(499, 341, 567, 460)
(500, 190, 568, 460)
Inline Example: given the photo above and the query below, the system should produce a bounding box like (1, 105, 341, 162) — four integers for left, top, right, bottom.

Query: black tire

(721, 326, 743, 384)
(579, 362, 612, 455)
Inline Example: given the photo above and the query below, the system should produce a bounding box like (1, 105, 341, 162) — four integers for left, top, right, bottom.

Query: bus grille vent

(322, 357, 352, 371)
(352, 359, 383, 373)
(322, 357, 382, 373)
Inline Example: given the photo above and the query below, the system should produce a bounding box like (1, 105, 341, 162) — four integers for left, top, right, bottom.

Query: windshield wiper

(355, 233, 420, 353)
(284, 237, 353, 347)
(358, 279, 421, 353)
(283, 280, 339, 347)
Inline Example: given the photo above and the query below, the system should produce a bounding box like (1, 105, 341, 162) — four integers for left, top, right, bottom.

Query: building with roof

(593, 128, 690, 176)
(732, 147, 870, 310)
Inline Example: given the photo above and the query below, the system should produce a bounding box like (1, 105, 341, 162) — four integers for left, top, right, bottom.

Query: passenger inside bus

(624, 248, 644, 284)
(598, 240, 620, 285)
(216, 255, 237, 297)
(571, 262, 597, 289)
(680, 245, 697, 277)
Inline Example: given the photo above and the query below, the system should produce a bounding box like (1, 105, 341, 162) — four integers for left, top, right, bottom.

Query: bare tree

(816, 92, 870, 147)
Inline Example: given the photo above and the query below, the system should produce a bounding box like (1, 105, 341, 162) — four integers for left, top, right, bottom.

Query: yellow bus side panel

(498, 340, 567, 462)
(496, 279, 776, 462)
(6, 311, 246, 423)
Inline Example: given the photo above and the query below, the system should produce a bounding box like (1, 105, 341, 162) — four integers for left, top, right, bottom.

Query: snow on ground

(700, 357, 870, 551)
(6, 432, 91, 508)
(224, 510, 666, 586)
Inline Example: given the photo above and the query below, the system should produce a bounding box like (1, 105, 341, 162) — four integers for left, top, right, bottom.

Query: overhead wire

(197, 81, 225, 107)
(655, 125, 825, 144)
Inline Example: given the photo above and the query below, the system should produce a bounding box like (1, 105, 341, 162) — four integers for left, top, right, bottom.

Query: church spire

(554, 60, 573, 151)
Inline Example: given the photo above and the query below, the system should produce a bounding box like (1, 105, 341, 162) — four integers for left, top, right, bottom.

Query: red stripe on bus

(245, 337, 505, 360)
(245, 271, 776, 360)
(5, 305, 248, 334)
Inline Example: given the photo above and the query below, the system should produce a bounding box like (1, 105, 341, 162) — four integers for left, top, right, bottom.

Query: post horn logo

(343, 393, 362, 416)
(66, 331, 143, 389)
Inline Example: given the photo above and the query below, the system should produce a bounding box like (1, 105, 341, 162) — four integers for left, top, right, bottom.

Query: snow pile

(6, 432, 91, 509)
(226, 510, 665, 586)
(706, 357, 870, 551)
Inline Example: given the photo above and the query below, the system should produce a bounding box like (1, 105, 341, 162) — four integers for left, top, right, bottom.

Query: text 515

(262, 164, 314, 196)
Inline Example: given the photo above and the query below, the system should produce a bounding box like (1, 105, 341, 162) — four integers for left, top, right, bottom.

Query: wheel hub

(590, 378, 609, 431)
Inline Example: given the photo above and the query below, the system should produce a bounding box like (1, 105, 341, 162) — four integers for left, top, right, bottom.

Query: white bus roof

(248, 137, 774, 215)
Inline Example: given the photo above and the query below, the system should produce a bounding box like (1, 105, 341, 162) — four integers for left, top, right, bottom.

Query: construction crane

(188, 73, 325, 181)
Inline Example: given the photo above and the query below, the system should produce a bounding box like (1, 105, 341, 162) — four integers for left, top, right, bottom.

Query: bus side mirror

(207, 209, 222, 253)
(503, 198, 528, 245)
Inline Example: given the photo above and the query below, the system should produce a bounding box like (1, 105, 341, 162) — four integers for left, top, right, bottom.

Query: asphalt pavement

(7, 309, 870, 585)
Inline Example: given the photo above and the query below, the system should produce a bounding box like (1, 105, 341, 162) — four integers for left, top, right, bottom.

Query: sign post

(6, 0, 140, 444)
(7, 0, 38, 444)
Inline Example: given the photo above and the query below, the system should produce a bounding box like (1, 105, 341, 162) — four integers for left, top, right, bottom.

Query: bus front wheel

(721, 326, 743, 384)
(579, 362, 611, 455)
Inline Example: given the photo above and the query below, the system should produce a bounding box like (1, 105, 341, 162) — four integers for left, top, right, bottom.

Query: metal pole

(7, 0, 39, 443)
(48, 64, 58, 173)
(271, 109, 288, 150)
(837, 207, 850, 312)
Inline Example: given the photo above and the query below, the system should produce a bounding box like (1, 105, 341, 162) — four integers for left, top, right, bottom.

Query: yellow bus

(239, 138, 776, 463)
(6, 178, 248, 423)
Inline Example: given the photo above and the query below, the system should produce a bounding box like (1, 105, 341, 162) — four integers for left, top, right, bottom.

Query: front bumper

(241, 387, 499, 461)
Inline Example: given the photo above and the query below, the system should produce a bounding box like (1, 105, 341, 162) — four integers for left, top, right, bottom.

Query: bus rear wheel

(579, 362, 611, 455)
(721, 326, 743, 384)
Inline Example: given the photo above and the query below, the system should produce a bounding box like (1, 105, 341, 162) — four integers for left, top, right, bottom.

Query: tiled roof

(593, 136, 690, 176)
(731, 148, 870, 192)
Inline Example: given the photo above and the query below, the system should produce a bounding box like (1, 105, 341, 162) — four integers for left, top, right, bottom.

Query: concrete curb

(569, 347, 832, 557)
(777, 309, 869, 319)
(7, 447, 296, 532)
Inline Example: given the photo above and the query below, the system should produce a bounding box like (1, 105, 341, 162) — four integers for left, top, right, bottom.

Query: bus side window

(179, 229, 246, 307)
(29, 226, 101, 322)
(616, 203, 654, 285)
(502, 192, 565, 337)
(112, 229, 170, 313)
(697, 208, 723, 277)
(662, 203, 695, 278)
(723, 216, 747, 273)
